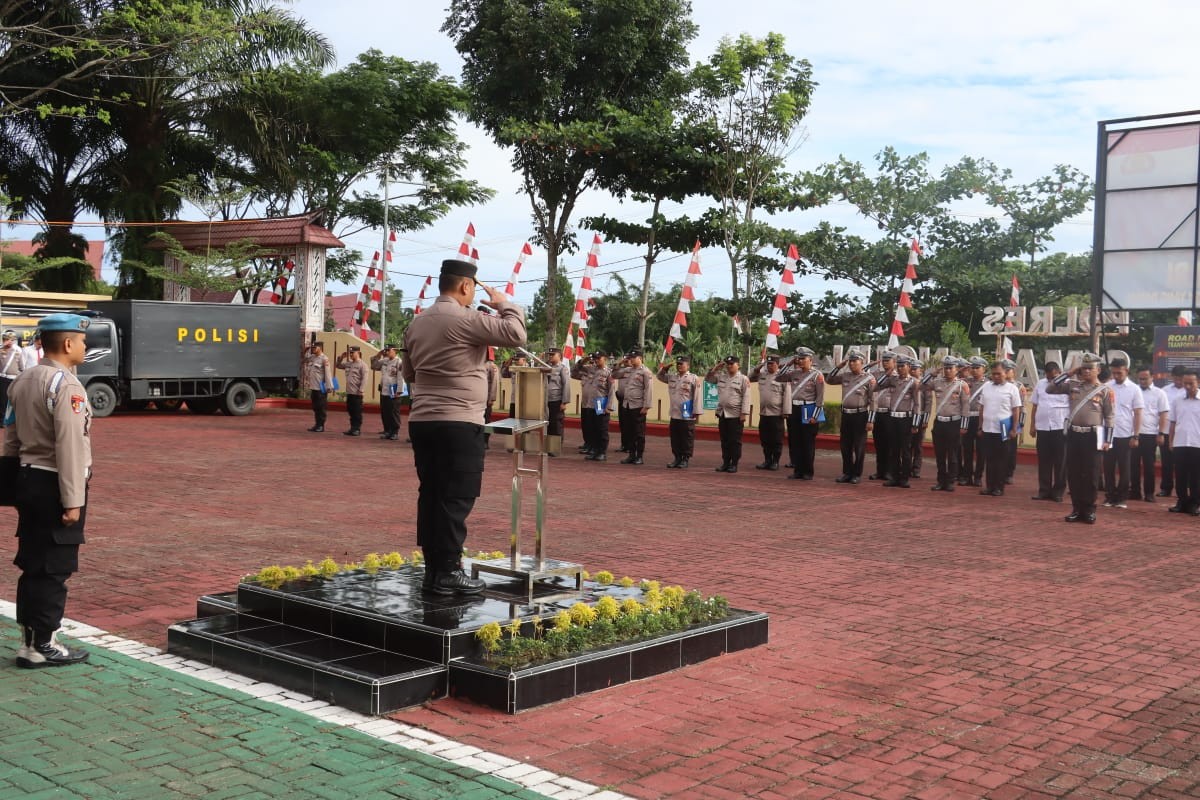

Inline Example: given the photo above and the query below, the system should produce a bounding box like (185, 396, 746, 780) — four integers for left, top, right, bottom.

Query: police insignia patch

(70, 395, 86, 414)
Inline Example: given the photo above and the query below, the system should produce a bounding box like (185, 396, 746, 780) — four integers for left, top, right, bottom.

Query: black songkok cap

(441, 259, 478, 280)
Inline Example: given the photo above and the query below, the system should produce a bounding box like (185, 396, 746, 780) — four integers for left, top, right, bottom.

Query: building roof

(154, 213, 344, 252)
(328, 292, 380, 342)
(0, 240, 105, 280)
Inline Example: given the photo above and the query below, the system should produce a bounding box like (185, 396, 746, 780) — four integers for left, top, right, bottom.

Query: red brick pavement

(3, 408, 1199, 799)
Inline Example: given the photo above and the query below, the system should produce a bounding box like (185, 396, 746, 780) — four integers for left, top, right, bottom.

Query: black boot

(430, 569, 486, 595)
(17, 630, 89, 668)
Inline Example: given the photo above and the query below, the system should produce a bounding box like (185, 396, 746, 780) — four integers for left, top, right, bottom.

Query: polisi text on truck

(177, 327, 260, 343)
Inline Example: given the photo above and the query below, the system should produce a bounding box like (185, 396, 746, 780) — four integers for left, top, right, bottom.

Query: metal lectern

(474, 366, 583, 602)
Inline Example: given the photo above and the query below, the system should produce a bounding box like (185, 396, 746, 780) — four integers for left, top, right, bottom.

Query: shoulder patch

(71, 395, 86, 414)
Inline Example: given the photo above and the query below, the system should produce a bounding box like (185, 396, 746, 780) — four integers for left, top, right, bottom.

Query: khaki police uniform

(827, 363, 875, 482)
(779, 364, 825, 480)
(959, 367, 988, 485)
(924, 372, 969, 490)
(705, 362, 750, 472)
(749, 361, 787, 469)
(1046, 370, 1116, 521)
(611, 361, 654, 463)
(302, 349, 333, 430)
(545, 359, 571, 436)
(869, 365, 896, 479)
(877, 368, 923, 486)
(0, 337, 23, 426)
(4, 353, 92, 658)
(401, 275, 526, 589)
(656, 362, 703, 467)
(371, 350, 405, 439)
(336, 351, 368, 435)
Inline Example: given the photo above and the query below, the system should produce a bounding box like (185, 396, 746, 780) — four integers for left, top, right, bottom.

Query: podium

(474, 367, 583, 602)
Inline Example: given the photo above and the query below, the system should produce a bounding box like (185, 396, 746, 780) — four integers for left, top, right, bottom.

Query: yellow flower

(595, 570, 614, 585)
(619, 576, 635, 588)
(383, 552, 406, 568)
(643, 588, 663, 613)
(531, 615, 543, 636)
(281, 566, 302, 581)
(595, 596, 620, 621)
(569, 602, 597, 627)
(362, 552, 382, 572)
(662, 586, 686, 610)
(341, 561, 360, 572)
(506, 619, 522, 639)
(490, 550, 505, 560)
(640, 579, 660, 593)
(255, 565, 286, 586)
(581, 570, 590, 581)
(317, 557, 340, 577)
(554, 610, 573, 632)
(475, 622, 503, 653)
(620, 598, 644, 617)
(411, 550, 424, 564)
(300, 561, 320, 578)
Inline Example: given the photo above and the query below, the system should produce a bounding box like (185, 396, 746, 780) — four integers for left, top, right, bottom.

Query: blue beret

(38, 313, 89, 333)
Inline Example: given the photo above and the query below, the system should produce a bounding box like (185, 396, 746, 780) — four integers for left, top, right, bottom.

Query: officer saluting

(924, 356, 969, 492)
(826, 350, 874, 483)
(657, 354, 703, 468)
(778, 346, 825, 481)
(749, 355, 786, 470)
(611, 349, 654, 465)
(402, 259, 526, 594)
(1046, 353, 1115, 524)
(371, 344, 405, 440)
(302, 341, 333, 432)
(705, 356, 750, 473)
(4, 313, 92, 667)
(335, 346, 368, 436)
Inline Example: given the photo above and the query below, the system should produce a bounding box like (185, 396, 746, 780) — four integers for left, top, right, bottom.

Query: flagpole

(380, 171, 389, 344)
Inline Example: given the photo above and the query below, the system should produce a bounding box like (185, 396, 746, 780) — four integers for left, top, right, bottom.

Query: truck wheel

(221, 381, 257, 416)
(87, 383, 118, 418)
(186, 397, 221, 414)
(154, 399, 183, 413)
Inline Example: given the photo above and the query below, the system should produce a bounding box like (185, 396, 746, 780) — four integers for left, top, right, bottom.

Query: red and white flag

(505, 242, 532, 301)
(1002, 274, 1020, 356)
(562, 324, 576, 361)
(764, 244, 799, 353)
(352, 252, 381, 336)
(888, 239, 919, 349)
(566, 235, 601, 359)
(413, 275, 432, 315)
(1180, 310, 1194, 326)
(262, 258, 295, 304)
(457, 222, 476, 264)
(663, 240, 702, 356)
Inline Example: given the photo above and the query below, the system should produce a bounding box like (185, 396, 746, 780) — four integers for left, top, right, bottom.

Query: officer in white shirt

(977, 362, 1022, 497)
(1161, 365, 1187, 498)
(1030, 362, 1069, 501)
(1130, 366, 1170, 502)
(1168, 369, 1200, 516)
(1103, 358, 1143, 509)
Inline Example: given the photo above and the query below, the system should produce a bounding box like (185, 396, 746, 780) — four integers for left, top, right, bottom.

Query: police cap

(845, 350, 865, 361)
(1, 329, 15, 340)
(942, 356, 958, 366)
(968, 356, 988, 367)
(880, 351, 896, 361)
(37, 314, 89, 334)
(347, 346, 360, 353)
(383, 342, 398, 351)
(440, 259, 477, 280)
(724, 355, 740, 364)
(545, 346, 562, 355)
(766, 354, 781, 363)
(675, 354, 691, 364)
(794, 346, 815, 357)
(1081, 352, 1103, 365)
(626, 349, 643, 358)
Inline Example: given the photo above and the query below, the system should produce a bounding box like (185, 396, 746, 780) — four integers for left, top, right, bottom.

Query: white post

(380, 171, 389, 343)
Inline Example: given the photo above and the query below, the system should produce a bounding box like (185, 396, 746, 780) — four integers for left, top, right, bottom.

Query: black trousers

(380, 396, 396, 434)
(669, 419, 695, 460)
(310, 389, 327, 426)
(873, 411, 891, 477)
(759, 415, 784, 466)
(1161, 439, 1175, 495)
(839, 411, 868, 477)
(886, 414, 914, 482)
(616, 395, 629, 449)
(580, 408, 596, 450)
(546, 400, 565, 437)
(911, 423, 928, 476)
(788, 409, 818, 478)
(959, 416, 981, 482)
(589, 412, 610, 454)
(717, 415, 743, 466)
(1129, 433, 1159, 499)
(931, 419, 961, 487)
(1006, 436, 1018, 479)
(1066, 429, 1102, 515)
(981, 432, 1007, 493)
(346, 394, 363, 432)
(1103, 436, 1133, 504)
(410, 421, 484, 573)
(14, 468, 86, 634)
(1175, 446, 1200, 511)
(627, 408, 647, 457)
(1035, 428, 1067, 499)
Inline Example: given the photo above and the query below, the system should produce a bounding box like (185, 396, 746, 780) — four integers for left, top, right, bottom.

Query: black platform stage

(168, 563, 768, 715)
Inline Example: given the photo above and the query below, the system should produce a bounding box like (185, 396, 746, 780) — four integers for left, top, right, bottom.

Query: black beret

(724, 355, 740, 364)
(441, 259, 478, 279)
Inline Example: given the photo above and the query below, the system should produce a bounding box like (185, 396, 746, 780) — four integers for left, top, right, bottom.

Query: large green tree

(443, 0, 698, 348)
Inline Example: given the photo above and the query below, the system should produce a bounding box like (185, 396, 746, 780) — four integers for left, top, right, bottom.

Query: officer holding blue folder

(705, 355, 750, 473)
(779, 346, 825, 481)
(657, 354, 703, 468)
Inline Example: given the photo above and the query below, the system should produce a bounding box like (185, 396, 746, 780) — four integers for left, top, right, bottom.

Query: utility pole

(379, 170, 389, 344)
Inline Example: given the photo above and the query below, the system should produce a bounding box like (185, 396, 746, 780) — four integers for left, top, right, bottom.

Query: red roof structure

(153, 213, 344, 253)
(1, 240, 105, 280)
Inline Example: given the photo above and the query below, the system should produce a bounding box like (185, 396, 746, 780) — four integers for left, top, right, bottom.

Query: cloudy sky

(285, 0, 1200, 308)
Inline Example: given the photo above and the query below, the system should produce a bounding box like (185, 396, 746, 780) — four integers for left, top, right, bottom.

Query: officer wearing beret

(4, 314, 92, 667)
(657, 354, 703, 468)
(402, 259, 526, 594)
(611, 349, 654, 464)
(371, 343, 405, 440)
(749, 354, 786, 470)
(778, 346, 825, 480)
(302, 341, 333, 432)
(826, 350, 875, 483)
(335, 346, 368, 436)
(1046, 353, 1115, 523)
(705, 355, 750, 473)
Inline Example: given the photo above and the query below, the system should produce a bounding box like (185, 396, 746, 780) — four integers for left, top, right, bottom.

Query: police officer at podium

(402, 259, 526, 594)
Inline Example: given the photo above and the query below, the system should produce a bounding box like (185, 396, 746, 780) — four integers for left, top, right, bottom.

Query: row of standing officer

(300, 341, 404, 439)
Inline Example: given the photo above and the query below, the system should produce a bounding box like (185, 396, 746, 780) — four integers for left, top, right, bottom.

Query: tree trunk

(544, 237, 560, 349)
(637, 196, 662, 351)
